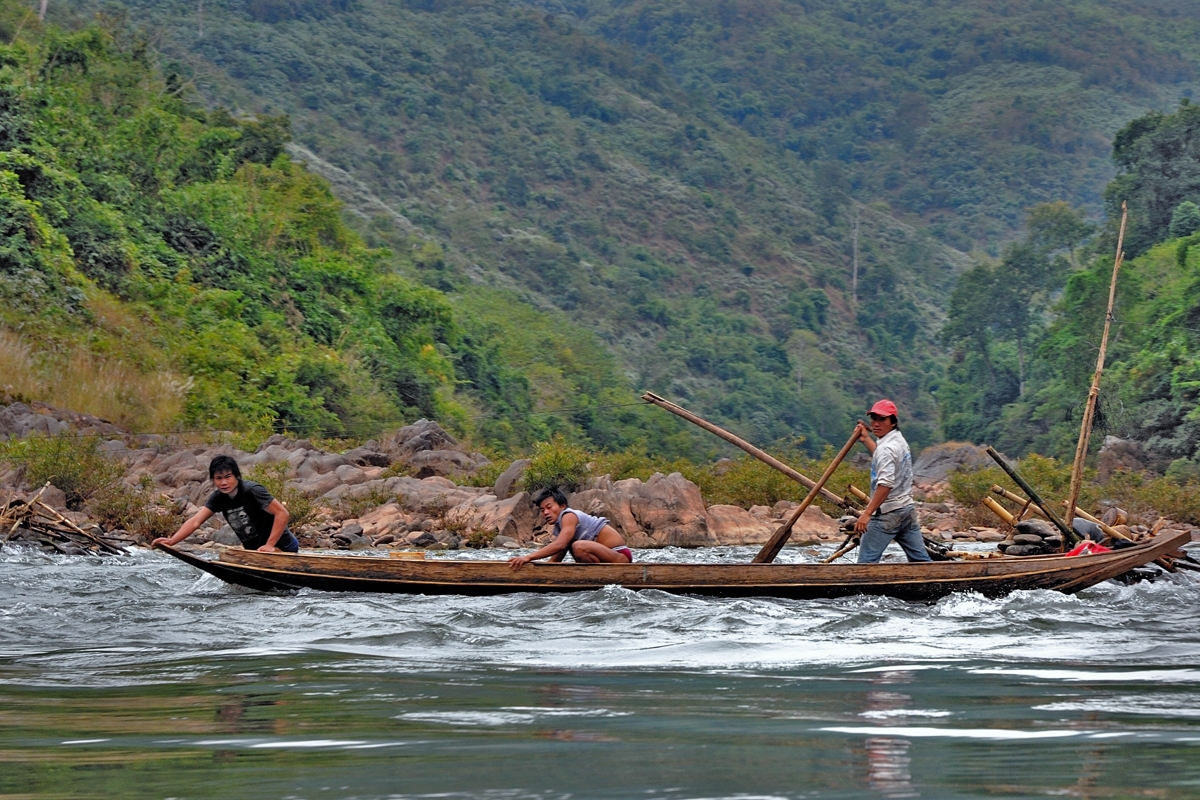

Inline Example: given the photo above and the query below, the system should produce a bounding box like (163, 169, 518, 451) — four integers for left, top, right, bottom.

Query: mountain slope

(94, 0, 966, 450)
(545, 0, 1200, 249)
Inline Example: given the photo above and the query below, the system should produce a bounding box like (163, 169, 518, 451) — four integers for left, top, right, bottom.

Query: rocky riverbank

(3, 400, 1191, 557)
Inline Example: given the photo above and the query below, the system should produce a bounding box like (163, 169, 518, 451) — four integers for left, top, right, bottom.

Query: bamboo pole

(1065, 202, 1128, 530)
(847, 484, 870, 503)
(984, 446, 1080, 546)
(982, 496, 1015, 526)
(752, 427, 861, 564)
(641, 392, 853, 509)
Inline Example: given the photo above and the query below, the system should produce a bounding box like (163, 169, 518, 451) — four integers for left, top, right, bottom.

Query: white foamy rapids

(1, 546, 1199, 685)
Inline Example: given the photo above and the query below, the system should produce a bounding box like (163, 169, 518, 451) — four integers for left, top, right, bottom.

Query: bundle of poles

(0, 483, 128, 556)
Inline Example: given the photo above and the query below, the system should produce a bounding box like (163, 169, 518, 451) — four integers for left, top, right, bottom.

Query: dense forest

(6, 0, 1200, 469)
(940, 100, 1200, 473)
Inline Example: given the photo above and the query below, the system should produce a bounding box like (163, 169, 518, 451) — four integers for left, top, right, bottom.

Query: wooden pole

(982, 496, 1015, 526)
(641, 392, 853, 509)
(984, 446, 1080, 546)
(752, 427, 861, 564)
(1065, 202, 1128, 530)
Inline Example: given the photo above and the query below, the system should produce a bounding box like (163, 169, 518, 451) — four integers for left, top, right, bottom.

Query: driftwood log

(0, 484, 125, 556)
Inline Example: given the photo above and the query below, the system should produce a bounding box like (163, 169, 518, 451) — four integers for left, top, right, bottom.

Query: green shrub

(1101, 471, 1200, 526)
(90, 475, 184, 540)
(524, 435, 590, 493)
(244, 460, 319, 529)
(0, 432, 125, 508)
(678, 444, 869, 516)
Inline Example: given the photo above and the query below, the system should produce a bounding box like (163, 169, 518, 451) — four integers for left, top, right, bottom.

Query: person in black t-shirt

(153, 455, 299, 553)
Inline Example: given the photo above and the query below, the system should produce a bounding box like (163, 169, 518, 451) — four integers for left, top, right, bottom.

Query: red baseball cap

(869, 399, 898, 418)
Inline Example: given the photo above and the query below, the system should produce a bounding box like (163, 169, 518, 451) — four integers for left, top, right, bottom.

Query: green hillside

(556, 0, 1200, 249)
(23, 0, 1200, 457)
(55, 0, 975, 452)
(0, 2, 679, 452)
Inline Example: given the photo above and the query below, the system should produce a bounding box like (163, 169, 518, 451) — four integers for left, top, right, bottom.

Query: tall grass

(0, 329, 188, 432)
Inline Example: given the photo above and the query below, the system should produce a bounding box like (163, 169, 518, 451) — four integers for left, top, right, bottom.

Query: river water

(3, 543, 1200, 799)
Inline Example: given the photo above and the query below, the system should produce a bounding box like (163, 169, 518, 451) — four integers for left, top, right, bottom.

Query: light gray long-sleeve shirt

(870, 429, 914, 514)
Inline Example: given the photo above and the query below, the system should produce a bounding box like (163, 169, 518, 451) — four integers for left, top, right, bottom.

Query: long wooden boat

(156, 528, 1190, 601)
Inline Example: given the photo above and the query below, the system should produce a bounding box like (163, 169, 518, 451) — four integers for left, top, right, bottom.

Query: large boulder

(407, 449, 489, 479)
(493, 458, 531, 500)
(630, 473, 718, 547)
(705, 504, 773, 545)
(463, 491, 540, 543)
(768, 502, 841, 541)
(380, 419, 459, 460)
(1097, 436, 1152, 480)
(912, 442, 992, 486)
(570, 472, 715, 548)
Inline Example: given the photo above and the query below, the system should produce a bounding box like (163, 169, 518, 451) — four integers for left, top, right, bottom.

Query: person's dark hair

(208, 454, 242, 480)
(532, 487, 568, 507)
(868, 413, 900, 429)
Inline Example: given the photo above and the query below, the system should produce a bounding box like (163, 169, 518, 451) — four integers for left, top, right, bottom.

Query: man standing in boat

(152, 455, 300, 553)
(853, 399, 931, 564)
(508, 487, 632, 570)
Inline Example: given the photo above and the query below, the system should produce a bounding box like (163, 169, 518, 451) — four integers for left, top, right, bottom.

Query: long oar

(752, 427, 861, 564)
(641, 392, 853, 509)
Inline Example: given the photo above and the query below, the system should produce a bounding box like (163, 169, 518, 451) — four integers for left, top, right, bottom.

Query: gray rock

(502, 541, 521, 549)
(1004, 544, 1044, 557)
(493, 459, 532, 500)
(1097, 436, 1152, 480)
(39, 484, 68, 510)
(380, 419, 458, 459)
(492, 535, 517, 548)
(343, 447, 391, 468)
(406, 531, 438, 547)
(340, 523, 365, 538)
(334, 464, 370, 485)
(912, 442, 992, 485)
(1012, 533, 1045, 546)
(408, 449, 486, 478)
(295, 473, 342, 497)
(1015, 519, 1056, 539)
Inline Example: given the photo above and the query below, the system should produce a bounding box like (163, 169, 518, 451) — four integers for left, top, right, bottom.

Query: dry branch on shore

(0, 484, 128, 556)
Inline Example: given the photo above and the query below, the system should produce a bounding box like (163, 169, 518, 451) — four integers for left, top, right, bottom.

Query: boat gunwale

(150, 529, 1192, 598)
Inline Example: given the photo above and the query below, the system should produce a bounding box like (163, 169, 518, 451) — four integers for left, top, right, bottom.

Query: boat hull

(157, 529, 1190, 601)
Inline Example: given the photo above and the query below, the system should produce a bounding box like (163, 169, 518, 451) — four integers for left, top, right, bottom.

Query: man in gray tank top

(508, 487, 633, 569)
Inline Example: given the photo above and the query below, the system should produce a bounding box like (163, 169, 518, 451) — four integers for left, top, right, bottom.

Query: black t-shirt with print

(204, 480, 297, 551)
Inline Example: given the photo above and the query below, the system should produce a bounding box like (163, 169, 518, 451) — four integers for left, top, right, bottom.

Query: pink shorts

(613, 546, 633, 562)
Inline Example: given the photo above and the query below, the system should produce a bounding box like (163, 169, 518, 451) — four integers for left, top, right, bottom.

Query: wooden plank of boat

(156, 529, 1190, 600)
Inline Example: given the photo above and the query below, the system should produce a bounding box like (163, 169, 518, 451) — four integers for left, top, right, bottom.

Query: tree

(1170, 200, 1200, 238)
(1026, 201, 1093, 266)
(1105, 101, 1200, 256)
